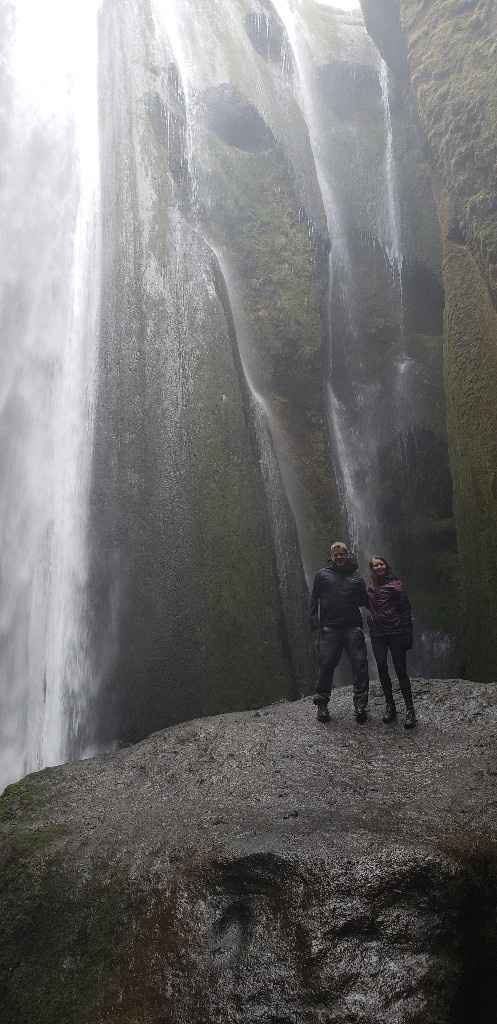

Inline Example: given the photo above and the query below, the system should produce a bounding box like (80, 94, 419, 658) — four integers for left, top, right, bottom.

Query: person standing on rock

(310, 541, 369, 724)
(367, 556, 417, 729)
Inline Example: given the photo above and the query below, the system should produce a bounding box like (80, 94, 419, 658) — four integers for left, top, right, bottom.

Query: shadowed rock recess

(2, 680, 497, 1023)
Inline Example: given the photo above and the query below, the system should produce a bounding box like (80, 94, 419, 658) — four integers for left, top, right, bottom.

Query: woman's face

(371, 558, 387, 577)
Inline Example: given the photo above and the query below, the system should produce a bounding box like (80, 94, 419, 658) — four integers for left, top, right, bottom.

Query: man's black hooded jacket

(310, 558, 368, 631)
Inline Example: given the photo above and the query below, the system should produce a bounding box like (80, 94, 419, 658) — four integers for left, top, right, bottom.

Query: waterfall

(379, 58, 402, 276)
(0, 0, 458, 786)
(271, 0, 383, 553)
(0, 1, 101, 790)
(378, 54, 416, 436)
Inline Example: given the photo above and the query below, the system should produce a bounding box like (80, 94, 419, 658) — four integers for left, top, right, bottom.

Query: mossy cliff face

(441, 210, 497, 683)
(400, 0, 497, 679)
(363, 0, 497, 679)
(196, 95, 341, 582)
(91, 0, 302, 746)
(86, 0, 465, 757)
(305, 4, 459, 665)
(189, 0, 459, 668)
(401, 0, 497, 306)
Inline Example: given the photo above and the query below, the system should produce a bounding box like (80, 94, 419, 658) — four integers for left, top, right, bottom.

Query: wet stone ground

(1, 678, 497, 1023)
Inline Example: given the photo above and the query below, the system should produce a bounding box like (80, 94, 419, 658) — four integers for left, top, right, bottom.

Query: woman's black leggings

(371, 635, 409, 687)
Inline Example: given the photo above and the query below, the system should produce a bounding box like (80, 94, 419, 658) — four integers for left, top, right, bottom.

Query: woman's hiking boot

(399, 678, 417, 729)
(380, 676, 396, 724)
(383, 701, 397, 724)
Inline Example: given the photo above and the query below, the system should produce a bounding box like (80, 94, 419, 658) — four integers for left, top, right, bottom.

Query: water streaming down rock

(379, 56, 402, 276)
(90, 0, 324, 748)
(265, 0, 459, 668)
(0, 1, 102, 791)
(270, 0, 392, 551)
(0, 0, 461, 785)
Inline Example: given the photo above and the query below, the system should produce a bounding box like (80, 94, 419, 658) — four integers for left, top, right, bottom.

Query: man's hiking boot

(383, 702, 397, 724)
(404, 707, 416, 729)
(313, 695, 330, 723)
(317, 704, 331, 723)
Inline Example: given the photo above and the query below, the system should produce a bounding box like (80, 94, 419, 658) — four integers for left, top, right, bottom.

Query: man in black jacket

(310, 541, 369, 723)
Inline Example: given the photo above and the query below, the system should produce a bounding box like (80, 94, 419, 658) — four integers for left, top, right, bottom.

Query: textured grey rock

(1, 679, 497, 1022)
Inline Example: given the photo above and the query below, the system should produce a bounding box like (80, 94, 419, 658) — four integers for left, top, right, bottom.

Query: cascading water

(266, 1, 457, 672)
(270, 0, 385, 552)
(379, 57, 402, 276)
(0, 1, 101, 790)
(378, 55, 415, 431)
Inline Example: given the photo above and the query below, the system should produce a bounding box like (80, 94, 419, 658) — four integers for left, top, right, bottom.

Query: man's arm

(357, 576, 369, 609)
(310, 573, 321, 631)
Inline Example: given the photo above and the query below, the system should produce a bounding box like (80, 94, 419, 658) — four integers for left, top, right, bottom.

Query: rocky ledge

(2, 679, 497, 1023)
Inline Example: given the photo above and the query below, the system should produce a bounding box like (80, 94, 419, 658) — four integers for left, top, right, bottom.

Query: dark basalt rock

(245, 4, 293, 74)
(203, 84, 276, 152)
(402, 257, 445, 336)
(2, 679, 497, 1023)
(359, 0, 407, 78)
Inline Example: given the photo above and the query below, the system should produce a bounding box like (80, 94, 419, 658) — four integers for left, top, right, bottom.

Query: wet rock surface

(203, 85, 277, 152)
(362, 0, 497, 684)
(2, 679, 497, 1023)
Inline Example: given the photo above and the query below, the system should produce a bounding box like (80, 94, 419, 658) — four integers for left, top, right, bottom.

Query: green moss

(0, 777, 41, 823)
(198, 129, 343, 577)
(401, 0, 497, 304)
(410, 547, 462, 637)
(0, 858, 131, 1024)
(0, 847, 207, 1024)
(396, 0, 497, 677)
(1, 826, 66, 858)
(443, 241, 497, 680)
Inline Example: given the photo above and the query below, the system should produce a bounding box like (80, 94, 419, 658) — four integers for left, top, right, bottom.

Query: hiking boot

(313, 695, 330, 723)
(399, 678, 416, 729)
(317, 704, 331, 723)
(383, 701, 397, 724)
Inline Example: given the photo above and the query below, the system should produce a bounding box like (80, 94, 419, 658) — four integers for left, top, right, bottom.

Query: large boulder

(2, 678, 497, 1022)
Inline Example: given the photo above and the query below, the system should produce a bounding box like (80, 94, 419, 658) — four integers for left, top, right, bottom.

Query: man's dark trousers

(316, 626, 369, 712)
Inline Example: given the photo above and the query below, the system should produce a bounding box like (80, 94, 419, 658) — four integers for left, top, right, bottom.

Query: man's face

(371, 558, 387, 577)
(331, 545, 348, 566)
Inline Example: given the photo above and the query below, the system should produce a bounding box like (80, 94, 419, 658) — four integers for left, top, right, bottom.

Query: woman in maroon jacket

(367, 556, 417, 729)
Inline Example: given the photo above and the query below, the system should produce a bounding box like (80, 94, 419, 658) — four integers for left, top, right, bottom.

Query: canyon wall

(361, 0, 497, 680)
